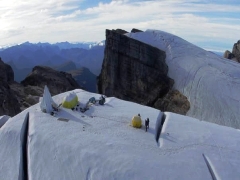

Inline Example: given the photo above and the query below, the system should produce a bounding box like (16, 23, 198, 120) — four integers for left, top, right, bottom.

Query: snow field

(1, 89, 240, 179)
(127, 30, 240, 129)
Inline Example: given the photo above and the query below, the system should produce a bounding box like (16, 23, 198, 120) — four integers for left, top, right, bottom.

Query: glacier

(127, 30, 240, 129)
(0, 89, 240, 180)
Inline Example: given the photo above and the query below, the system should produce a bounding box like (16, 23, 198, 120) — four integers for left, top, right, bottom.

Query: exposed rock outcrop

(0, 81, 21, 116)
(21, 66, 80, 95)
(0, 58, 14, 82)
(153, 90, 190, 115)
(131, 28, 143, 33)
(232, 40, 240, 62)
(98, 29, 190, 114)
(224, 40, 240, 62)
(0, 58, 21, 116)
(112, 29, 128, 35)
(9, 82, 43, 111)
(1, 58, 82, 116)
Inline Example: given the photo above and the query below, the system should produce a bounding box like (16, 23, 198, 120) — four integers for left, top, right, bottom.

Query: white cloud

(0, 0, 240, 51)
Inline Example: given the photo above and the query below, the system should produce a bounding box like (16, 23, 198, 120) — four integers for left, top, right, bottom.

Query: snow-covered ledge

(0, 115, 11, 128)
(0, 111, 29, 179)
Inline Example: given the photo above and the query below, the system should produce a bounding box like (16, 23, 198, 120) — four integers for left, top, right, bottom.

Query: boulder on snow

(153, 90, 190, 115)
(223, 50, 238, 62)
(224, 40, 240, 62)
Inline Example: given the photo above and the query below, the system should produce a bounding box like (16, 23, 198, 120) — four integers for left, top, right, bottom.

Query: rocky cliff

(0, 59, 81, 116)
(98, 29, 190, 114)
(21, 66, 80, 95)
(224, 40, 240, 62)
(232, 40, 240, 62)
(0, 58, 21, 116)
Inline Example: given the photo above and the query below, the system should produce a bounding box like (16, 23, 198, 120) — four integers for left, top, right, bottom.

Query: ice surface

(127, 30, 240, 129)
(0, 89, 239, 180)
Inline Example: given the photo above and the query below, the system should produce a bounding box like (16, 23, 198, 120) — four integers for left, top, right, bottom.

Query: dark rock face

(0, 58, 21, 116)
(0, 58, 14, 82)
(224, 40, 240, 62)
(9, 82, 43, 111)
(98, 29, 175, 107)
(21, 66, 80, 95)
(0, 81, 21, 116)
(0, 58, 82, 116)
(232, 40, 240, 62)
(131, 28, 143, 33)
(112, 29, 128, 35)
(153, 90, 190, 115)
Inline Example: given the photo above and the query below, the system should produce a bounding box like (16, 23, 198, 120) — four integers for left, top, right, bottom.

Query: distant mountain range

(209, 51, 224, 57)
(53, 61, 97, 92)
(0, 41, 105, 78)
(0, 41, 105, 50)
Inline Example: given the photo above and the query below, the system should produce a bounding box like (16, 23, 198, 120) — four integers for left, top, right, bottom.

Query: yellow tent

(131, 115, 142, 128)
(62, 92, 78, 109)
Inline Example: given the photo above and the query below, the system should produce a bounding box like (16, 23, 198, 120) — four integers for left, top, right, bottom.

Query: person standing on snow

(145, 118, 149, 132)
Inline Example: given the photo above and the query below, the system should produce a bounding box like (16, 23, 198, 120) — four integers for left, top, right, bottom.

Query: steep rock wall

(98, 29, 189, 113)
(0, 58, 21, 116)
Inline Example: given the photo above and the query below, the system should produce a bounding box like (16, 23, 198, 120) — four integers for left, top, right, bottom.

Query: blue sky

(0, 0, 240, 52)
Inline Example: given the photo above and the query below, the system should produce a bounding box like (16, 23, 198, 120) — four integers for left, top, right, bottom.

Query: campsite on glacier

(1, 29, 240, 180)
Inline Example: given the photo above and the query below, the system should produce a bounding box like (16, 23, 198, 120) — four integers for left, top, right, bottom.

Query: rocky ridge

(0, 59, 81, 116)
(224, 40, 240, 62)
(98, 29, 190, 114)
(21, 66, 80, 95)
(0, 58, 21, 116)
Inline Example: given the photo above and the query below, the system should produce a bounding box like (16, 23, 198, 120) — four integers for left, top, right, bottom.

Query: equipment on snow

(131, 115, 142, 128)
(62, 92, 78, 109)
(40, 85, 57, 114)
(99, 95, 105, 105)
(89, 97, 97, 104)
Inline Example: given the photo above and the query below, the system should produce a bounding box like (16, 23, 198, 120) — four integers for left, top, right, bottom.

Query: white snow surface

(0, 89, 240, 180)
(127, 30, 240, 129)
(0, 115, 10, 128)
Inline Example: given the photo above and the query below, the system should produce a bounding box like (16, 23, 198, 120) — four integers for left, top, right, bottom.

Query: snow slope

(0, 89, 240, 180)
(127, 30, 240, 129)
(0, 115, 10, 128)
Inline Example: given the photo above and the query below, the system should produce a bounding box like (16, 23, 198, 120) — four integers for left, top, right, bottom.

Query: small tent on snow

(131, 115, 142, 128)
(62, 92, 78, 109)
(40, 85, 57, 113)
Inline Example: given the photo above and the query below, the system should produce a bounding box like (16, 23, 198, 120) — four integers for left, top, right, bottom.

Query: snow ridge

(128, 30, 240, 129)
(0, 89, 240, 179)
